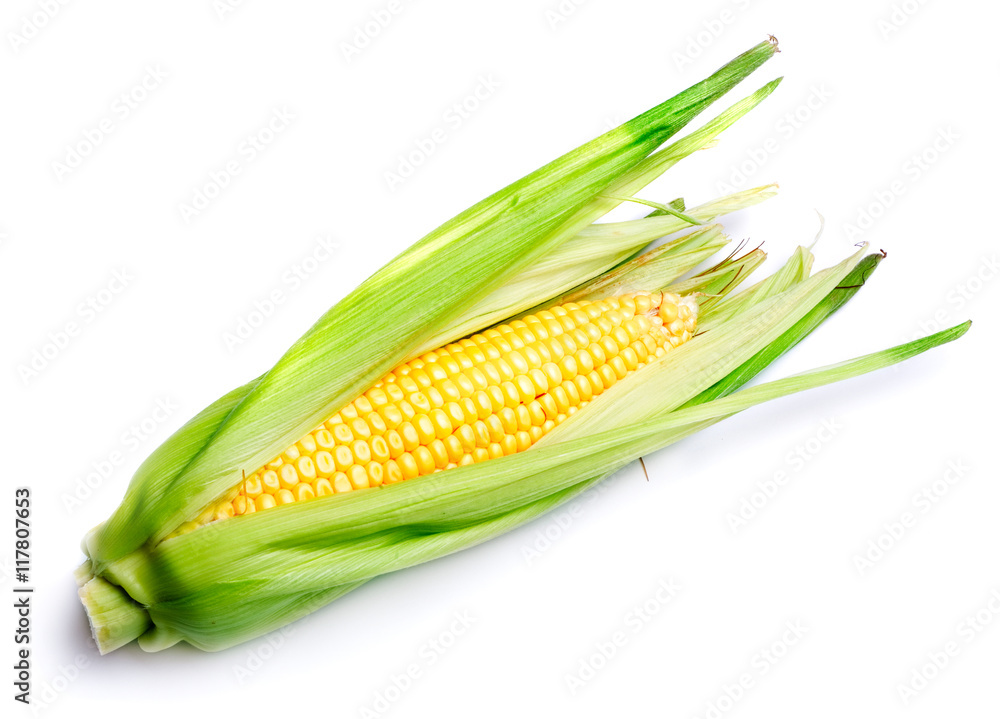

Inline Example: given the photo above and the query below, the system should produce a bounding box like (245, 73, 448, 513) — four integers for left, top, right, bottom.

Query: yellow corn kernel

(296, 456, 317, 480)
(315, 478, 334, 497)
(279, 464, 299, 490)
(315, 451, 336, 477)
(370, 436, 391, 463)
(397, 453, 419, 480)
(366, 462, 384, 487)
(428, 439, 449, 469)
(333, 423, 353, 445)
(296, 434, 317, 455)
(314, 429, 336, 451)
(244, 473, 263, 498)
(261, 470, 280, 494)
(384, 460, 403, 485)
(444, 435, 464, 463)
(413, 446, 436, 476)
(332, 472, 352, 493)
(348, 465, 369, 489)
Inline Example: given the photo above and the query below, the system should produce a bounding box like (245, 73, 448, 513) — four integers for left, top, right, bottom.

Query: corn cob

(75, 40, 969, 655)
(183, 291, 698, 532)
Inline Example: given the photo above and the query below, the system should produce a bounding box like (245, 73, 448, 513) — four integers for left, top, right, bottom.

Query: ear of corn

(77, 39, 970, 654)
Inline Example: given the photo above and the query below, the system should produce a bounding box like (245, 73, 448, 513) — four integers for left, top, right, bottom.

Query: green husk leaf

(688, 252, 884, 404)
(519, 184, 776, 311)
(667, 247, 768, 302)
(701, 244, 815, 328)
(595, 78, 782, 210)
(601, 194, 706, 226)
(547, 224, 730, 304)
(653, 197, 688, 215)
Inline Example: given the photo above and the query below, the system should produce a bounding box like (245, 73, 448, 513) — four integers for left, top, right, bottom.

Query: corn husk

(76, 40, 969, 654)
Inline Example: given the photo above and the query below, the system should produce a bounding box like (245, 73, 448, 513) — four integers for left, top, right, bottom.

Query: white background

(3, 1, 997, 717)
